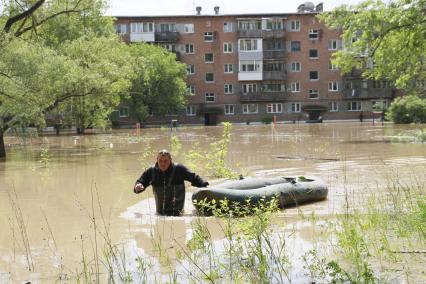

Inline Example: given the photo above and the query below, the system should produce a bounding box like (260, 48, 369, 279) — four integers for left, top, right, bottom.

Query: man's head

(157, 149, 172, 172)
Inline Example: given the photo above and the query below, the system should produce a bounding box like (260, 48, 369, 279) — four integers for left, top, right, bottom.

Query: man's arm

(134, 167, 153, 193)
(180, 164, 209, 187)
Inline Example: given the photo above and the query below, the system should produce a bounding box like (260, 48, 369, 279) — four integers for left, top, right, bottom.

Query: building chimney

(214, 6, 220, 15)
(196, 6, 202, 15)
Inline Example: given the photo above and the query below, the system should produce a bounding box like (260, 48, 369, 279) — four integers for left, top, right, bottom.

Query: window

(373, 80, 391, 88)
(186, 105, 196, 116)
(185, 44, 194, 54)
(160, 44, 175, 52)
(239, 39, 258, 51)
(291, 41, 301, 52)
(119, 107, 129, 117)
(329, 101, 338, 112)
(372, 100, 388, 109)
(309, 49, 318, 59)
(328, 81, 339, 91)
(264, 62, 284, 72)
(308, 29, 319, 40)
(224, 84, 234, 94)
(204, 32, 214, 41)
(159, 23, 175, 32)
(264, 40, 283, 50)
(223, 42, 233, 53)
(223, 22, 233, 32)
(291, 103, 301, 113)
(291, 62, 301, 72)
(186, 64, 195, 75)
(309, 89, 319, 99)
(266, 18, 283, 30)
(187, 85, 195, 96)
(291, 82, 300, 92)
(347, 101, 362, 111)
(263, 83, 285, 92)
(309, 71, 319, 81)
(242, 83, 257, 93)
(130, 22, 153, 33)
(224, 104, 235, 115)
(290, 20, 300, 31)
(329, 60, 338, 70)
(243, 104, 258, 114)
(205, 53, 214, 63)
(224, 63, 233, 73)
(267, 103, 282, 113)
(328, 39, 338, 50)
(115, 24, 127, 34)
(239, 60, 262, 72)
(205, 73, 214, 82)
(238, 20, 261, 30)
(184, 24, 194, 33)
(205, 93, 215, 102)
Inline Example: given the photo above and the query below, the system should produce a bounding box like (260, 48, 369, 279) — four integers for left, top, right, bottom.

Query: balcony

(342, 88, 394, 99)
(262, 29, 286, 39)
(239, 92, 288, 102)
(155, 31, 180, 42)
(263, 70, 286, 80)
(263, 50, 286, 59)
(237, 29, 262, 38)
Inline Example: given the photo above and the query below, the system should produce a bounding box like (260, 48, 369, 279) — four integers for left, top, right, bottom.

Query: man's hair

(157, 149, 171, 159)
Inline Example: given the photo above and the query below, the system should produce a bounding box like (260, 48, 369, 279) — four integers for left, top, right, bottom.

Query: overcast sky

(105, 0, 366, 16)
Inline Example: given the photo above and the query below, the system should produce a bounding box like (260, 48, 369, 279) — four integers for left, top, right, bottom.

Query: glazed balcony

(263, 70, 286, 80)
(262, 29, 286, 39)
(237, 29, 262, 38)
(154, 31, 180, 42)
(342, 88, 394, 99)
(263, 50, 286, 60)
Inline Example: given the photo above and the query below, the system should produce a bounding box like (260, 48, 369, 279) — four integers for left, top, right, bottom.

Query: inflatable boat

(192, 176, 328, 213)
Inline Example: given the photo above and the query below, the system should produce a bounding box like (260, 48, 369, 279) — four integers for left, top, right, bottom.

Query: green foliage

(318, 0, 426, 93)
(261, 115, 273, 124)
(386, 95, 426, 123)
(186, 122, 239, 178)
(127, 43, 187, 122)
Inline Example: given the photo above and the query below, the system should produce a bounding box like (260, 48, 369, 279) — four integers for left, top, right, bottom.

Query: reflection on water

(0, 123, 425, 282)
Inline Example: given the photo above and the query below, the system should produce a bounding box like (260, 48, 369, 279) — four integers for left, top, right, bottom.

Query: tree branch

(3, 0, 45, 33)
(44, 92, 88, 112)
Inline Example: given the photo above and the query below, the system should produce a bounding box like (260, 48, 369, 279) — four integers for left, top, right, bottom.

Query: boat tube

(192, 176, 328, 213)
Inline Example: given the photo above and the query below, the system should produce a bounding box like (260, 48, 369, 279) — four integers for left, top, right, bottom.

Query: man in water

(134, 149, 209, 216)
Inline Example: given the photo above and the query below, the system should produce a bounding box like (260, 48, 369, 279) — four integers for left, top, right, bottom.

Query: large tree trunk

(0, 129, 6, 159)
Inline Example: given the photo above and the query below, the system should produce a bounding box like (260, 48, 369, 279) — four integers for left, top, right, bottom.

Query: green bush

(386, 95, 426, 123)
(261, 115, 273, 124)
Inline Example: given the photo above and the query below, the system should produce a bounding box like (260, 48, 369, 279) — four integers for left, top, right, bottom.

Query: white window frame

(224, 84, 234, 94)
(224, 104, 235, 115)
(347, 101, 362, 111)
(186, 105, 196, 116)
(242, 83, 257, 93)
(130, 22, 153, 33)
(308, 29, 319, 40)
(291, 62, 301, 72)
(224, 63, 233, 74)
(205, 73, 214, 83)
(290, 82, 300, 93)
(119, 107, 129, 117)
(239, 60, 262, 72)
(329, 101, 338, 112)
(309, 71, 319, 81)
(204, 32, 214, 42)
(267, 103, 283, 113)
(223, 22, 233, 32)
(115, 24, 127, 34)
(309, 89, 319, 99)
(291, 103, 301, 113)
(205, 93, 215, 102)
(243, 104, 258, 114)
(186, 64, 195, 75)
(187, 85, 195, 96)
(328, 81, 339, 91)
(328, 60, 338, 70)
(290, 41, 301, 52)
(205, 53, 214, 63)
(328, 39, 338, 50)
(223, 42, 233, 53)
(239, 39, 259, 51)
(309, 49, 319, 59)
(185, 43, 194, 54)
(184, 24, 194, 33)
(290, 20, 300, 31)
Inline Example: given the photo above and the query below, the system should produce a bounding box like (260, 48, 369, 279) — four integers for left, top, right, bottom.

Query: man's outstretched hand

(134, 183, 145, 193)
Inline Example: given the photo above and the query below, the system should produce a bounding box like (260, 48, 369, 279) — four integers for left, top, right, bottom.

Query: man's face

(157, 154, 171, 172)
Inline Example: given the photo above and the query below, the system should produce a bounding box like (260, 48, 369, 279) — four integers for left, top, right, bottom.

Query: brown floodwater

(0, 122, 425, 283)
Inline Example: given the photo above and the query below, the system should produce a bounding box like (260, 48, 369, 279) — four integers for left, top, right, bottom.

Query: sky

(105, 0, 366, 16)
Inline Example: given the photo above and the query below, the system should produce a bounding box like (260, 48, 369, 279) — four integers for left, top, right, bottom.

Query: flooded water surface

(0, 123, 425, 283)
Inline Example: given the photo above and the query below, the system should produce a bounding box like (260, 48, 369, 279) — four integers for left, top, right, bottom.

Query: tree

(127, 44, 188, 122)
(386, 95, 426, 123)
(318, 0, 426, 93)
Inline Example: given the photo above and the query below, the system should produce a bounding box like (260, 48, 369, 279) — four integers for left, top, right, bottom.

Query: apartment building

(112, 3, 394, 126)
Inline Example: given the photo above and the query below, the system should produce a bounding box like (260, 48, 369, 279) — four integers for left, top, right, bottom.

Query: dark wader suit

(135, 163, 208, 216)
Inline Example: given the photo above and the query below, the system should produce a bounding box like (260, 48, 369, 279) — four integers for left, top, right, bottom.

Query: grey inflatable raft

(192, 176, 328, 212)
